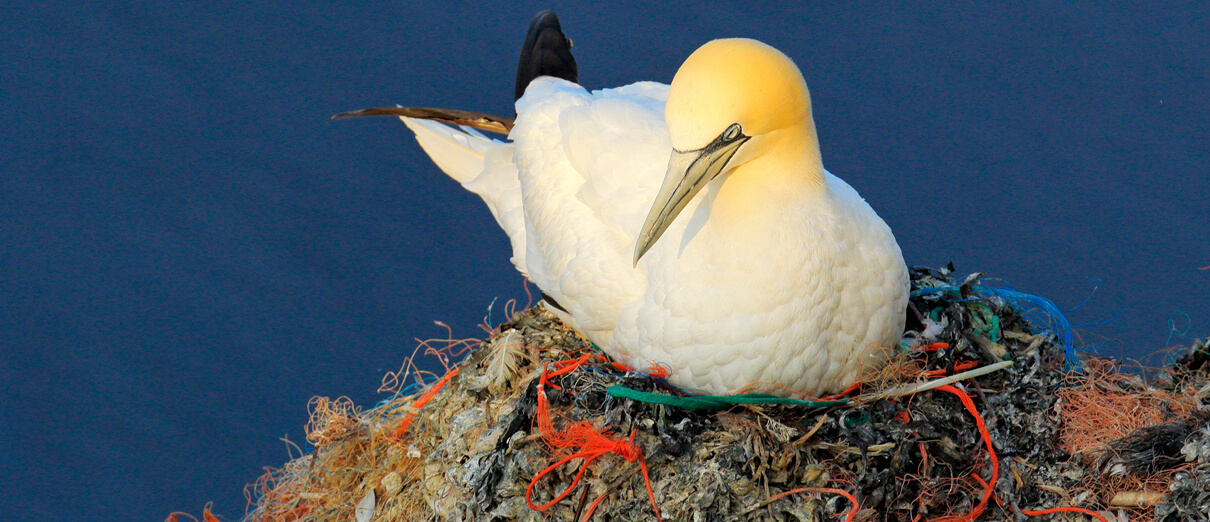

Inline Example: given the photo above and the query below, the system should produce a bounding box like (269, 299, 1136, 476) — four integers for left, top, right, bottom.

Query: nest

(236, 265, 1210, 522)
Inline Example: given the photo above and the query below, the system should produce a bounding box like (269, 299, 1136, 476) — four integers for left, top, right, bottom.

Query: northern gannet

(341, 12, 909, 397)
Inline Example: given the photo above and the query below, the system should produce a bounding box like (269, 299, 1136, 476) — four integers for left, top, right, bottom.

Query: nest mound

(240, 266, 1210, 522)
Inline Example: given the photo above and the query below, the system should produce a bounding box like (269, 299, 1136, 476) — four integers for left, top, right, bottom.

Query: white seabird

(366, 33, 908, 397)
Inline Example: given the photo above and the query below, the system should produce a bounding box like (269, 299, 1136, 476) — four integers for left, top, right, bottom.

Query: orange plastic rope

(607, 360, 671, 380)
(525, 427, 662, 521)
(541, 353, 599, 390)
(646, 362, 671, 379)
(932, 384, 998, 522)
(924, 360, 979, 377)
(393, 367, 459, 438)
(766, 487, 860, 522)
(527, 355, 663, 521)
(533, 354, 600, 448)
(820, 380, 863, 401)
(1021, 506, 1108, 522)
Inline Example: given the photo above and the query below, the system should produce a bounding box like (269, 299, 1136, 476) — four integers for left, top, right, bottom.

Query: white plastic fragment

(856, 360, 1015, 402)
(354, 489, 376, 522)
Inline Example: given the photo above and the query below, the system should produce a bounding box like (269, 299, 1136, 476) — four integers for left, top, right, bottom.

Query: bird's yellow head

(665, 38, 813, 152)
(634, 38, 821, 265)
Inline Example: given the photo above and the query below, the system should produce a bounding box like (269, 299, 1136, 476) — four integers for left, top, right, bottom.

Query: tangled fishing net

(226, 265, 1210, 522)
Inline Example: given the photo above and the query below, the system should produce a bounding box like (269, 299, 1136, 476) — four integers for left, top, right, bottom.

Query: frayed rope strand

(742, 487, 860, 521)
(931, 384, 998, 522)
(392, 366, 459, 438)
(526, 355, 664, 522)
(917, 373, 1102, 522)
(525, 427, 662, 522)
(533, 354, 601, 450)
(1021, 506, 1108, 522)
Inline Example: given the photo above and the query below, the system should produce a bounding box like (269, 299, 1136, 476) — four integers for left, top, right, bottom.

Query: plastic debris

(235, 265, 1210, 521)
(354, 490, 375, 522)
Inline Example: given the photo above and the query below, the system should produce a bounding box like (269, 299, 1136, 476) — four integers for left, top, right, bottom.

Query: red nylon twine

(526, 355, 664, 522)
(928, 379, 1104, 521)
(1021, 506, 1108, 521)
(931, 383, 998, 522)
(393, 367, 459, 438)
(525, 426, 662, 522)
(924, 360, 979, 378)
(918, 342, 951, 352)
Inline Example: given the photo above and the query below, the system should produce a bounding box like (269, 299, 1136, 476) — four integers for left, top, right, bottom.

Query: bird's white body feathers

(401, 77, 907, 397)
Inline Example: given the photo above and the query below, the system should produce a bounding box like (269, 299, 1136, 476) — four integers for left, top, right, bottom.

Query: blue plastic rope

(912, 282, 1083, 371)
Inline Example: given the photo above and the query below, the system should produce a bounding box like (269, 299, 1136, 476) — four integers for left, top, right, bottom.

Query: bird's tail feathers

(397, 116, 501, 186)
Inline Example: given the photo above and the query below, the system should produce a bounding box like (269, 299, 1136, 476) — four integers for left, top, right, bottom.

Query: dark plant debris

(238, 265, 1210, 522)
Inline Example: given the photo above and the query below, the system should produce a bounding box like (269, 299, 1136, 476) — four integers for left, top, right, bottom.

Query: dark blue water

(4, 2, 1207, 520)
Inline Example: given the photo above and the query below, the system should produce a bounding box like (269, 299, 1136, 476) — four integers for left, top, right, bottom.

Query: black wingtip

(514, 10, 579, 102)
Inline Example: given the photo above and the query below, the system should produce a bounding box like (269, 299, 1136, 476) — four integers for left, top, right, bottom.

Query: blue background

(4, 2, 1207, 520)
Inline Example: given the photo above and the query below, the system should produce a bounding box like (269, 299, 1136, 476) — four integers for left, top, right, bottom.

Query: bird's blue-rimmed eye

(723, 123, 742, 141)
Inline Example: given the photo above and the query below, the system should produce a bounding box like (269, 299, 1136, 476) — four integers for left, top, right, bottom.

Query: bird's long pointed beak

(633, 132, 749, 266)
